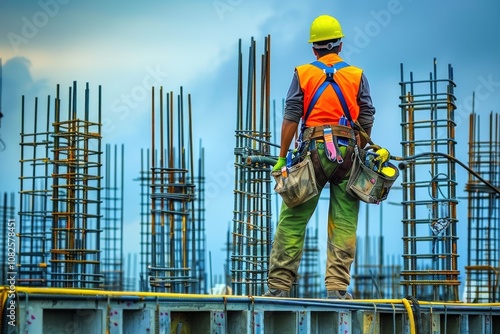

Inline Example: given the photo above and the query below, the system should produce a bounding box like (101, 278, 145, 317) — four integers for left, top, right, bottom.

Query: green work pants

(267, 142, 360, 292)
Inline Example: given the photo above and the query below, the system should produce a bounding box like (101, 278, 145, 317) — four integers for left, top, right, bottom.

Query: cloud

(0, 2, 279, 147)
(2, 57, 49, 99)
(0, 56, 50, 193)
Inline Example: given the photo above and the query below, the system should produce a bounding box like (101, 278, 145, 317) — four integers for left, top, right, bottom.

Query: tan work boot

(263, 288, 290, 297)
(327, 290, 353, 300)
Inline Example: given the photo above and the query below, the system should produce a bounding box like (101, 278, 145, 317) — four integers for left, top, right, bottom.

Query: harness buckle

(323, 68, 335, 82)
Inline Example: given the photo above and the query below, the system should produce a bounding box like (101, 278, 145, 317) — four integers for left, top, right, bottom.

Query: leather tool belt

(302, 124, 356, 142)
(303, 124, 357, 186)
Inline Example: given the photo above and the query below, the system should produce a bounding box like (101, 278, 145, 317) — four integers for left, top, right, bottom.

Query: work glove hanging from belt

(373, 148, 390, 166)
(272, 157, 287, 172)
(373, 148, 396, 177)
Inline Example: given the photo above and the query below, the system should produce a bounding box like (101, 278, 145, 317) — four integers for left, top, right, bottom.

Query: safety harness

(303, 60, 358, 186)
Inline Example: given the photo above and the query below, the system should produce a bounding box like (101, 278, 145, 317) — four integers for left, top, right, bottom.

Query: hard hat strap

(312, 40, 341, 50)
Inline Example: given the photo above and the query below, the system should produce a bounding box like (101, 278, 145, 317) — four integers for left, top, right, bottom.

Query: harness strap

(310, 142, 353, 186)
(307, 61, 356, 184)
(308, 61, 355, 127)
(330, 144, 355, 185)
(305, 61, 350, 126)
(332, 135, 343, 164)
(294, 62, 349, 159)
(310, 147, 329, 188)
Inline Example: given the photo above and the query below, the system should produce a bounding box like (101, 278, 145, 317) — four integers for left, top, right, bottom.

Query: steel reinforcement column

(50, 82, 103, 288)
(18, 94, 53, 286)
(399, 59, 460, 301)
(101, 144, 124, 290)
(465, 111, 500, 302)
(232, 36, 273, 296)
(149, 87, 196, 293)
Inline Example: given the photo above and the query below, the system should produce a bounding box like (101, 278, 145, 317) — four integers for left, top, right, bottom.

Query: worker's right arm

(278, 119, 299, 159)
(280, 71, 302, 158)
(272, 119, 299, 172)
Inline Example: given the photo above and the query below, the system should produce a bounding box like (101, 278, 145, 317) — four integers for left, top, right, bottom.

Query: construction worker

(264, 14, 376, 299)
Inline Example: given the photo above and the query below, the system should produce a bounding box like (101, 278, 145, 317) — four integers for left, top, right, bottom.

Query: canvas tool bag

(346, 146, 399, 204)
(272, 152, 318, 208)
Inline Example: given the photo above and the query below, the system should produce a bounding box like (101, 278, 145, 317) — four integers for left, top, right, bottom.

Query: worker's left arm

(357, 73, 376, 146)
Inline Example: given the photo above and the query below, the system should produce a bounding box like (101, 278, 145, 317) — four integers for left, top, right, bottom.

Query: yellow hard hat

(308, 15, 345, 43)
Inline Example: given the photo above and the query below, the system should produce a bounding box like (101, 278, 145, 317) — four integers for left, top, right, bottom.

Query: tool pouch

(346, 146, 399, 204)
(272, 152, 318, 208)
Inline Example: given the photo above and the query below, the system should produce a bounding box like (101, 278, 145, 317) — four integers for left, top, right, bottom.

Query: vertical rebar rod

(52, 86, 60, 286)
(120, 143, 124, 290)
(168, 90, 174, 283)
(96, 85, 103, 285)
(187, 93, 199, 293)
(232, 38, 244, 295)
(150, 86, 157, 290)
(160, 86, 166, 275)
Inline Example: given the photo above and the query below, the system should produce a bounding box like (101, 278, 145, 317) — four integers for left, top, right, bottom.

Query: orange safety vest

(296, 54, 363, 127)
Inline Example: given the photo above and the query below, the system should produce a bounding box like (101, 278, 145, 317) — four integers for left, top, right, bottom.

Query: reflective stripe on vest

(296, 56, 363, 127)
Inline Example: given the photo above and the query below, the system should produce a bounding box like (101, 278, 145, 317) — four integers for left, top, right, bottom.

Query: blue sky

(1, 0, 500, 291)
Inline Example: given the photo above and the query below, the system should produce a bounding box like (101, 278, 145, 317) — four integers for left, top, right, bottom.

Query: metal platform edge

(2, 287, 500, 334)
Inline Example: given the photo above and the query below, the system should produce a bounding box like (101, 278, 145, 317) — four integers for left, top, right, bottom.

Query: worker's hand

(272, 157, 287, 172)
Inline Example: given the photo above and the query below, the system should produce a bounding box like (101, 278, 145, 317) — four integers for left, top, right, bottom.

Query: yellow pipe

(7, 288, 500, 307)
(5, 286, 236, 300)
(402, 298, 416, 334)
(355, 298, 500, 307)
(0, 287, 9, 322)
(5, 286, 500, 334)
